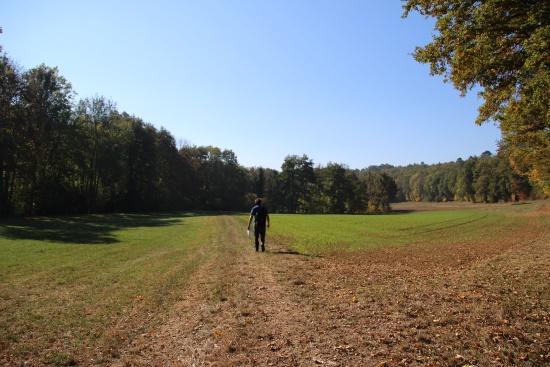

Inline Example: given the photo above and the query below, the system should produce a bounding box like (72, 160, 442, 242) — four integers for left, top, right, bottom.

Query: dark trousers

(254, 224, 266, 248)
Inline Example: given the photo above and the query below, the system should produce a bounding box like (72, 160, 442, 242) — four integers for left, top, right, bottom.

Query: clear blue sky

(1, 0, 501, 170)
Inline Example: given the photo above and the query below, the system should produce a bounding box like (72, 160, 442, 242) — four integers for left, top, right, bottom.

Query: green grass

(1, 203, 543, 364)
(265, 204, 534, 256)
(0, 212, 218, 364)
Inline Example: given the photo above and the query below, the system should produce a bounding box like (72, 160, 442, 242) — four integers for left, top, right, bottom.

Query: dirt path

(112, 210, 550, 367)
(112, 215, 328, 366)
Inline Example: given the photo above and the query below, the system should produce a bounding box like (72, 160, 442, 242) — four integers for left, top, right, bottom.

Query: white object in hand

(247, 230, 250, 236)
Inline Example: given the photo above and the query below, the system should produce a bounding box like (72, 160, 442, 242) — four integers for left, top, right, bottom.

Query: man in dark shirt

(247, 198, 270, 252)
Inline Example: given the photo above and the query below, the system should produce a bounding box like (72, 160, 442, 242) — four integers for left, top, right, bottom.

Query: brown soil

(102, 205, 550, 367)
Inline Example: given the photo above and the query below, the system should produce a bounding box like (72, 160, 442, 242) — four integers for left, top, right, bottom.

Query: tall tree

(123, 116, 159, 211)
(473, 155, 493, 203)
(0, 53, 24, 216)
(178, 145, 246, 210)
(247, 167, 266, 199)
(491, 152, 515, 202)
(260, 168, 281, 213)
(455, 156, 477, 202)
(357, 171, 398, 213)
(21, 64, 74, 215)
(403, 0, 550, 194)
(73, 96, 119, 213)
(409, 171, 427, 202)
(218, 149, 247, 210)
(317, 163, 355, 213)
(194, 146, 225, 210)
(178, 144, 203, 209)
(279, 154, 316, 213)
(155, 127, 185, 211)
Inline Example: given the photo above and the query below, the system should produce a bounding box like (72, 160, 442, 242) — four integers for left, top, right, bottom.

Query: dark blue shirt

(250, 205, 268, 226)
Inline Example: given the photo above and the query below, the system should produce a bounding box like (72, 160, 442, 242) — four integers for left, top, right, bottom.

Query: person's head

(255, 198, 262, 205)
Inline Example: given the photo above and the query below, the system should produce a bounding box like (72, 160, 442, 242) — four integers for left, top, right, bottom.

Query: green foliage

(0, 43, 539, 217)
(317, 162, 351, 214)
(73, 96, 121, 213)
(274, 158, 397, 214)
(402, 0, 550, 194)
(365, 151, 535, 203)
(0, 53, 24, 216)
(21, 64, 75, 215)
(279, 154, 316, 213)
(246, 167, 281, 212)
(179, 145, 247, 211)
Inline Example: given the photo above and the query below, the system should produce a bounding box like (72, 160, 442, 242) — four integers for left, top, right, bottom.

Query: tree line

(250, 155, 397, 214)
(4, 0, 550, 216)
(0, 47, 543, 218)
(360, 151, 543, 204)
(0, 50, 398, 217)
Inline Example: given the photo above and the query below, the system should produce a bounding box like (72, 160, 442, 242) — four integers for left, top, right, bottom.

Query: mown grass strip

(0, 212, 219, 364)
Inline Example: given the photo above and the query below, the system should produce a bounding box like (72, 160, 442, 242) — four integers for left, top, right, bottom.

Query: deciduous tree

(22, 64, 74, 215)
(280, 154, 316, 213)
(0, 53, 24, 216)
(73, 96, 119, 212)
(403, 0, 550, 193)
(317, 163, 352, 213)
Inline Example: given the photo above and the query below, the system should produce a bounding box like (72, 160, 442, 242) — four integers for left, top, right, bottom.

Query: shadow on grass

(272, 250, 302, 255)
(387, 210, 415, 215)
(0, 211, 220, 245)
(271, 250, 320, 258)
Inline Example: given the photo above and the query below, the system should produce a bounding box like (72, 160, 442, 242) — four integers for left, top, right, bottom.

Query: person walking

(247, 198, 270, 252)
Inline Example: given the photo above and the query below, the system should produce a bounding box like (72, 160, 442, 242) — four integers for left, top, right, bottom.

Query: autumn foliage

(402, 0, 550, 193)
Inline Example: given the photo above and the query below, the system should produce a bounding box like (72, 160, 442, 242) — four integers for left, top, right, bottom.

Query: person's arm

(247, 215, 253, 230)
(266, 213, 270, 228)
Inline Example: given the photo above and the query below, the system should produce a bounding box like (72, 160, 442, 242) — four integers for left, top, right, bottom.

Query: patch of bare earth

(98, 205, 549, 367)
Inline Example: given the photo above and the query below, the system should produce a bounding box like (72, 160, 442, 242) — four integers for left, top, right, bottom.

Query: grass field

(1, 213, 221, 365)
(267, 204, 531, 255)
(1, 202, 549, 366)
